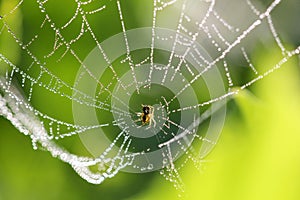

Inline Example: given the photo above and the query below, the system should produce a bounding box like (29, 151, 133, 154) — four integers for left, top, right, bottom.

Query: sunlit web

(0, 0, 299, 193)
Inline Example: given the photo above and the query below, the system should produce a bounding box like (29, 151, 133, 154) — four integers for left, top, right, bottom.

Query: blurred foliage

(0, 0, 22, 75)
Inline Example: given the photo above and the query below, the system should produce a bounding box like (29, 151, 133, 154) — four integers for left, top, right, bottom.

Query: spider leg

(150, 107, 156, 128)
(136, 124, 143, 128)
(134, 118, 144, 129)
(134, 118, 142, 122)
(152, 117, 156, 127)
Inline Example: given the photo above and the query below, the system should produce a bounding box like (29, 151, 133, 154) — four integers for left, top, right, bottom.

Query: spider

(136, 105, 156, 127)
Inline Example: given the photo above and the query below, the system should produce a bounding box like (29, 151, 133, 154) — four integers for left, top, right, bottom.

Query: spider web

(0, 0, 299, 193)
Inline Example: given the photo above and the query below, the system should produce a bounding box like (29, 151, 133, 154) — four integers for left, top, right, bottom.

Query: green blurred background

(1, 0, 300, 200)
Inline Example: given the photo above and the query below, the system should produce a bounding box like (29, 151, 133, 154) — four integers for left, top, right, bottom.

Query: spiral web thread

(0, 0, 299, 192)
